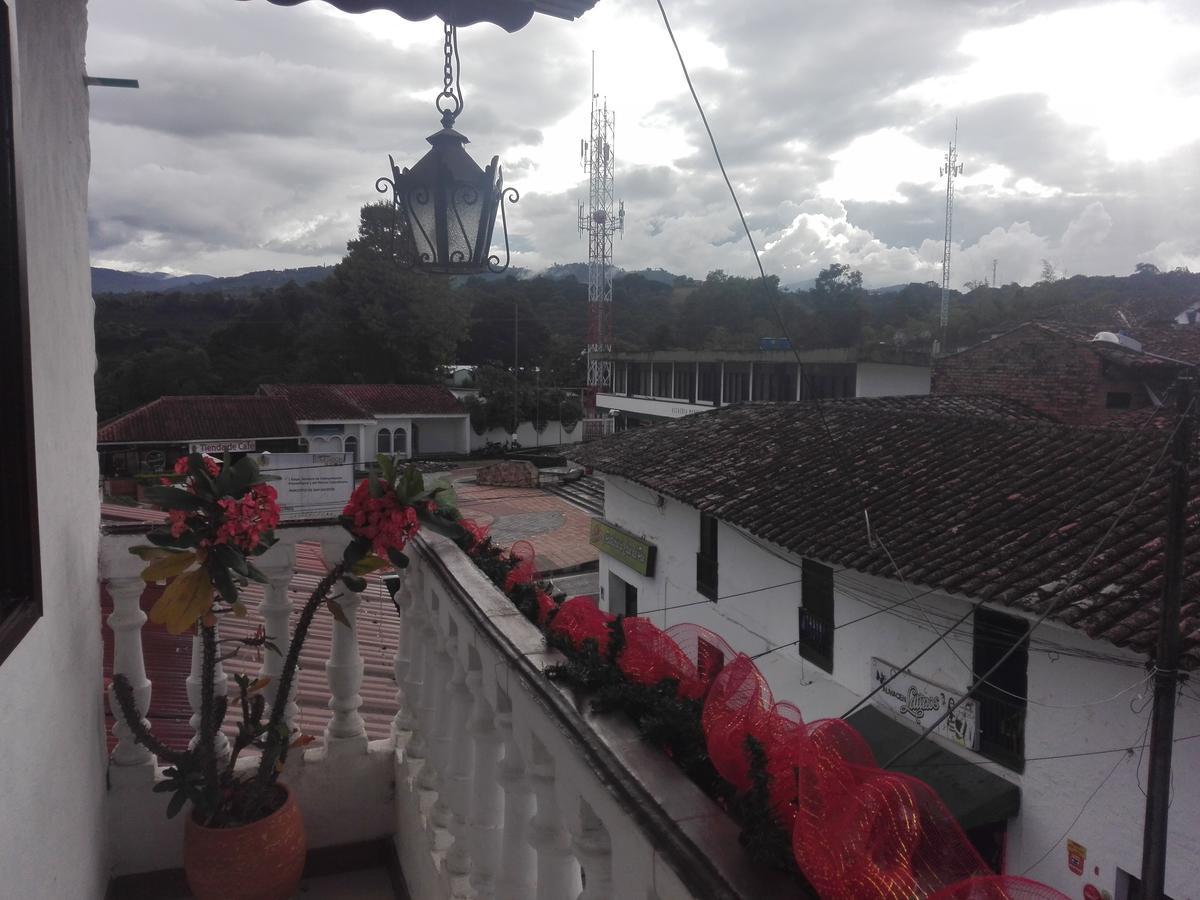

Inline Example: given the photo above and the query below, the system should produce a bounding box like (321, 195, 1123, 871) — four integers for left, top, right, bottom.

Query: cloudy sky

(86, 0, 1200, 287)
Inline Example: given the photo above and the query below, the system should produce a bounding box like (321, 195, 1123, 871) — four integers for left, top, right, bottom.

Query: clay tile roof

(571, 396, 1200, 669)
(260, 383, 464, 419)
(97, 396, 300, 444)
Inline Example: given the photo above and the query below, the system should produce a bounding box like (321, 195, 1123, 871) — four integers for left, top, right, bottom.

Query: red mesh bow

(617, 618, 698, 690)
(665, 624, 734, 699)
(534, 588, 559, 627)
(547, 596, 615, 654)
(929, 876, 1071, 899)
(459, 517, 490, 552)
(503, 540, 538, 592)
(700, 654, 774, 793)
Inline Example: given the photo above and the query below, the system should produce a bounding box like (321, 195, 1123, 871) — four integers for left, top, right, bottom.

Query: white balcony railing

(100, 523, 792, 898)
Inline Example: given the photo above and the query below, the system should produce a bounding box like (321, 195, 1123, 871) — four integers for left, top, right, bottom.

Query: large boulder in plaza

(476, 460, 539, 488)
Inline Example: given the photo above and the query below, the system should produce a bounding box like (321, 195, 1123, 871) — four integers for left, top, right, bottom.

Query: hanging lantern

(377, 22, 518, 275)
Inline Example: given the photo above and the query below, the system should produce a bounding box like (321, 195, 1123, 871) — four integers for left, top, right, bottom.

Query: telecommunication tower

(578, 60, 624, 417)
(938, 125, 963, 339)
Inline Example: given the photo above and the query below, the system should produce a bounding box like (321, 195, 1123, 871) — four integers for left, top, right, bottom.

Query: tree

(1134, 262, 1161, 276)
(812, 263, 864, 300)
(1039, 259, 1058, 283)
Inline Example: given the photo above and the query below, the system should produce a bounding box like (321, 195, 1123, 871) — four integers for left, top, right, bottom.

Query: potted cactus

(110, 453, 458, 900)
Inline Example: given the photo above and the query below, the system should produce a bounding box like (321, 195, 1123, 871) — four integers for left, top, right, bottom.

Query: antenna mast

(578, 53, 624, 436)
(938, 123, 963, 344)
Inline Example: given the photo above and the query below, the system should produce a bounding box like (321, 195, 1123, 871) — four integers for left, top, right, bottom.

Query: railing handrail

(415, 532, 758, 900)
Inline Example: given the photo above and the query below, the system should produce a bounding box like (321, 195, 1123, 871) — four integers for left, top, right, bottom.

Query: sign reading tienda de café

(589, 518, 656, 577)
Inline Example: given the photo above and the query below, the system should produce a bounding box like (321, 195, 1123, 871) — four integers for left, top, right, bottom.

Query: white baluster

(186, 622, 230, 762)
(258, 551, 297, 733)
(444, 659, 475, 899)
(399, 597, 430, 784)
(105, 574, 155, 777)
(322, 540, 367, 753)
(391, 575, 418, 737)
(410, 602, 443, 798)
(572, 805, 613, 900)
(528, 751, 583, 900)
(423, 633, 456, 850)
(467, 672, 504, 900)
(496, 704, 537, 900)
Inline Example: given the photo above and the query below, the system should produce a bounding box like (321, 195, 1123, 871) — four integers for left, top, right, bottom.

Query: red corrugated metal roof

(261, 383, 464, 419)
(98, 396, 300, 444)
(102, 541, 401, 753)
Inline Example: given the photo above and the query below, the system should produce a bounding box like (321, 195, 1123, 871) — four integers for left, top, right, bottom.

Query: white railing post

(257, 542, 297, 734)
(467, 671, 503, 900)
(572, 806, 614, 900)
(398, 593, 430, 783)
(496, 702, 536, 900)
(423, 632, 456, 851)
(444, 658, 476, 899)
(391, 572, 417, 736)
(105, 573, 155, 777)
(322, 541, 367, 753)
(186, 623, 231, 762)
(528, 749, 583, 900)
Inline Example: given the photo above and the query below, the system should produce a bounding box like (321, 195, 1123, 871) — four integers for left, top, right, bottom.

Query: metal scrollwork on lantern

(376, 22, 518, 275)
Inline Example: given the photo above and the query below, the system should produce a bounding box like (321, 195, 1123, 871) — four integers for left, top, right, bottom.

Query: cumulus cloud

(86, 0, 1200, 287)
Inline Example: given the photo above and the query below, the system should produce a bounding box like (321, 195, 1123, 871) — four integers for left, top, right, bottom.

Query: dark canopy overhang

(243, 0, 598, 31)
(847, 705, 1021, 832)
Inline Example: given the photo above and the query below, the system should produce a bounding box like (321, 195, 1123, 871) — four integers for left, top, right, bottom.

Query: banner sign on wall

(257, 452, 353, 521)
(870, 658, 979, 750)
(189, 439, 257, 454)
(589, 518, 657, 576)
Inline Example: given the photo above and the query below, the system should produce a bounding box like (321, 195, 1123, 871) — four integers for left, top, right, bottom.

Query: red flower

(168, 509, 189, 539)
(215, 484, 280, 552)
(342, 480, 421, 558)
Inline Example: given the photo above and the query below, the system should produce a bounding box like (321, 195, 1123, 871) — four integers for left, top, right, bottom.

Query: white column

(528, 754, 583, 900)
(398, 592, 430, 780)
(467, 673, 504, 900)
(444, 660, 476, 899)
(496, 707, 536, 900)
(105, 575, 155, 776)
(322, 541, 367, 753)
(718, 361, 725, 405)
(187, 623, 231, 762)
(258, 550, 298, 734)
(421, 632, 456, 850)
(748, 361, 755, 401)
(572, 811, 613, 900)
(408, 600, 443, 794)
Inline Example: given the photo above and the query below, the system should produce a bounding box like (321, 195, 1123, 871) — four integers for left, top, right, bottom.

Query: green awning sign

(589, 518, 656, 576)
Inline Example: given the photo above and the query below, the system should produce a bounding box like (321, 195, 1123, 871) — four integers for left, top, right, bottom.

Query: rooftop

(570, 395, 1200, 668)
(260, 383, 465, 419)
(97, 395, 301, 444)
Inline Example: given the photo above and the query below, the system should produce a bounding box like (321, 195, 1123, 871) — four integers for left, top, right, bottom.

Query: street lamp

(377, 22, 518, 275)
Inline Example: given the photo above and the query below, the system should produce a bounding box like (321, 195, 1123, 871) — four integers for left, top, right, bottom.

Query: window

(697, 364, 720, 405)
(973, 608, 1028, 771)
(798, 560, 834, 672)
(0, 0, 41, 668)
(343, 435, 357, 463)
(697, 513, 718, 600)
(393, 427, 407, 457)
(1106, 391, 1132, 409)
(376, 428, 391, 454)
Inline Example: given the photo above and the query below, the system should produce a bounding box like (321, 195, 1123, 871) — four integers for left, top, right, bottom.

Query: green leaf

(327, 599, 352, 628)
(209, 563, 240, 608)
(210, 543, 249, 577)
(378, 454, 396, 488)
(341, 573, 368, 593)
(352, 555, 390, 575)
(142, 486, 205, 512)
(399, 465, 425, 504)
(165, 790, 188, 819)
(342, 538, 368, 570)
(129, 545, 178, 561)
(387, 547, 409, 568)
(148, 568, 214, 635)
(368, 467, 383, 499)
(140, 550, 198, 583)
(244, 561, 269, 584)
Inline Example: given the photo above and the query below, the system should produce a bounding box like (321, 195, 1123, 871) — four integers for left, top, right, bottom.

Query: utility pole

(937, 122, 963, 351)
(992, 258, 998, 289)
(1140, 373, 1194, 897)
(512, 300, 519, 443)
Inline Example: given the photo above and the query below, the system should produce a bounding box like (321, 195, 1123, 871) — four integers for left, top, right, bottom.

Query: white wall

(0, 2, 108, 897)
(595, 393, 709, 420)
(598, 474, 1200, 898)
(855, 361, 931, 397)
(412, 416, 466, 455)
(470, 419, 582, 449)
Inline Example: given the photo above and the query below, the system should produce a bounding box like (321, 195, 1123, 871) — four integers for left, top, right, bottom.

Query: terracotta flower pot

(183, 785, 306, 900)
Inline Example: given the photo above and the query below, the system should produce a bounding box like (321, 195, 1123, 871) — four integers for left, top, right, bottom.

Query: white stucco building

(596, 345, 931, 428)
(573, 397, 1200, 900)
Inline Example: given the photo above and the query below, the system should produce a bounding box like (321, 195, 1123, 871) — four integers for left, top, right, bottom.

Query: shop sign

(1067, 839, 1086, 876)
(589, 518, 657, 576)
(189, 440, 257, 454)
(870, 658, 979, 750)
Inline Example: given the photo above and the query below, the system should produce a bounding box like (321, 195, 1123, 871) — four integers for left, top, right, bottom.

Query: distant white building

(595, 345, 931, 428)
(573, 397, 1200, 899)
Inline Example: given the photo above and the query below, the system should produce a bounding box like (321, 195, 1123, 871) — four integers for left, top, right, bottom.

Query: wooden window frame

(798, 559, 834, 673)
(0, 0, 42, 669)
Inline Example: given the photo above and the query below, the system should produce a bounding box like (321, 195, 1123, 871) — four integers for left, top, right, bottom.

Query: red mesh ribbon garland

(546, 596, 615, 654)
(534, 588, 559, 627)
(617, 618, 699, 689)
(760, 701, 806, 829)
(664, 624, 734, 700)
(929, 876, 1071, 900)
(503, 540, 538, 592)
(459, 517, 490, 552)
(700, 654, 774, 793)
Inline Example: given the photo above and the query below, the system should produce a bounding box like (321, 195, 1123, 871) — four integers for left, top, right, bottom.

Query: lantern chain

(437, 22, 463, 125)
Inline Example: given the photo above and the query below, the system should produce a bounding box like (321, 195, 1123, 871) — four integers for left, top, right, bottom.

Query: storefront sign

(870, 658, 979, 750)
(189, 439, 257, 454)
(1067, 839, 1087, 876)
(589, 518, 656, 576)
(257, 452, 353, 520)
